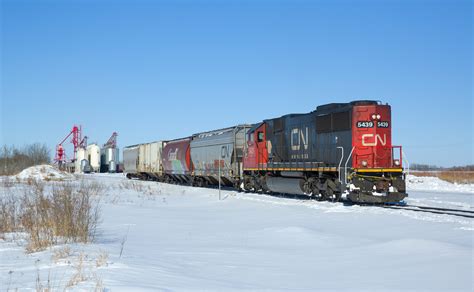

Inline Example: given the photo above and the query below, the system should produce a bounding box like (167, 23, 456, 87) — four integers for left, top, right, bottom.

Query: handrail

(337, 146, 344, 182)
(402, 149, 410, 176)
(344, 147, 355, 185)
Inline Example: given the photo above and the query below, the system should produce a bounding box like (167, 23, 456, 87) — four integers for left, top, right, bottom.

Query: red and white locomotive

(243, 100, 406, 203)
(124, 100, 407, 204)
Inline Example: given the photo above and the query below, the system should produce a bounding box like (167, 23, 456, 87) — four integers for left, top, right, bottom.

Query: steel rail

(404, 204, 474, 214)
(380, 205, 474, 219)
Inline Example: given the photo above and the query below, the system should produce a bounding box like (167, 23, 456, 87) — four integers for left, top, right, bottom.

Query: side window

(257, 132, 264, 142)
(249, 133, 254, 142)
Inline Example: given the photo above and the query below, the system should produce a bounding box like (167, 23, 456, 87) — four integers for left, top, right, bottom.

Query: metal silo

(101, 147, 119, 173)
(81, 159, 91, 173)
(101, 132, 120, 173)
(109, 160, 116, 173)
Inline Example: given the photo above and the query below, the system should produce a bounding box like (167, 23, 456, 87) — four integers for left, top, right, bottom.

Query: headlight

(371, 114, 381, 120)
(394, 159, 400, 166)
(361, 160, 368, 167)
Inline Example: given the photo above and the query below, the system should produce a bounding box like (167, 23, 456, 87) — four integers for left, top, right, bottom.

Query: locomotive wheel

(312, 188, 324, 201)
(195, 179, 201, 187)
(313, 193, 324, 201)
(244, 183, 253, 192)
(196, 178, 205, 187)
(252, 176, 261, 192)
(302, 179, 314, 195)
(326, 179, 341, 202)
(334, 191, 342, 202)
(321, 188, 333, 200)
(234, 181, 242, 192)
(243, 176, 253, 192)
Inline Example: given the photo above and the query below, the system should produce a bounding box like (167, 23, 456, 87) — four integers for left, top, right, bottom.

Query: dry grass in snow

(0, 180, 103, 252)
(412, 171, 474, 184)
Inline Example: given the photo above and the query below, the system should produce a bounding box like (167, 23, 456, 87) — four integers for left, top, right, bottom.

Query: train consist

(124, 100, 407, 204)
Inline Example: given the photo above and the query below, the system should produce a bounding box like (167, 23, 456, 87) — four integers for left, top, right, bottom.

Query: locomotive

(124, 100, 407, 204)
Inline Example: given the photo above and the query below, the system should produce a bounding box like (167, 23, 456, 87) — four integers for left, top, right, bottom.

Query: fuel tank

(266, 176, 306, 195)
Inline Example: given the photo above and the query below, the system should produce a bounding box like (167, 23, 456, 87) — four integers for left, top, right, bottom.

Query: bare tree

(25, 143, 50, 166)
(0, 144, 51, 175)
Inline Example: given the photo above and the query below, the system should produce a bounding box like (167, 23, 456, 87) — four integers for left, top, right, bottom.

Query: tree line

(0, 144, 50, 176)
(411, 163, 474, 171)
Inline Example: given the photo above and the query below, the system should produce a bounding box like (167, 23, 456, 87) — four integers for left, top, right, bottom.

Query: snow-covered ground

(1, 169, 473, 291)
(406, 174, 474, 211)
(407, 174, 474, 194)
(15, 164, 75, 181)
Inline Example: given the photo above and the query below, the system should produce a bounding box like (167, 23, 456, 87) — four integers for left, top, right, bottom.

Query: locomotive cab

(242, 123, 270, 192)
(243, 122, 268, 170)
(347, 102, 407, 203)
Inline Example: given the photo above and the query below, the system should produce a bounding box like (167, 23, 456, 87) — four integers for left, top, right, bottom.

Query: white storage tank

(75, 147, 87, 173)
(87, 144, 101, 172)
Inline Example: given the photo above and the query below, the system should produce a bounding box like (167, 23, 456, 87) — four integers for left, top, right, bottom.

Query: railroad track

(249, 191, 474, 219)
(379, 204, 474, 219)
(259, 192, 474, 219)
(126, 179, 474, 219)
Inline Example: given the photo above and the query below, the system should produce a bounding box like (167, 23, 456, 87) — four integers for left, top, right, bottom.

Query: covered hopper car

(162, 138, 193, 184)
(191, 125, 252, 188)
(124, 141, 166, 180)
(123, 145, 139, 179)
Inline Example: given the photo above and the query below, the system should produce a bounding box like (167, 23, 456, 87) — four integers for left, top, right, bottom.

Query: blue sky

(1, 0, 472, 167)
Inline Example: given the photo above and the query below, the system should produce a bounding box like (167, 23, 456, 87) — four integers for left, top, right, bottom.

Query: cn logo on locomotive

(291, 127, 309, 151)
(361, 134, 387, 146)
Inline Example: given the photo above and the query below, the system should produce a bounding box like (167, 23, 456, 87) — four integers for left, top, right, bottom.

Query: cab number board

(377, 121, 390, 128)
(357, 121, 373, 128)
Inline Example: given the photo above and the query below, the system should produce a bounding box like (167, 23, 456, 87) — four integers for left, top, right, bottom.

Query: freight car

(190, 125, 252, 188)
(123, 145, 139, 179)
(123, 100, 407, 204)
(242, 100, 406, 203)
(162, 138, 193, 184)
(139, 141, 166, 180)
(123, 141, 166, 180)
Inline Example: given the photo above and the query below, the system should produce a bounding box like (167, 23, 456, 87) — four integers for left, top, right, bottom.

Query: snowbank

(407, 174, 474, 194)
(15, 165, 74, 181)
